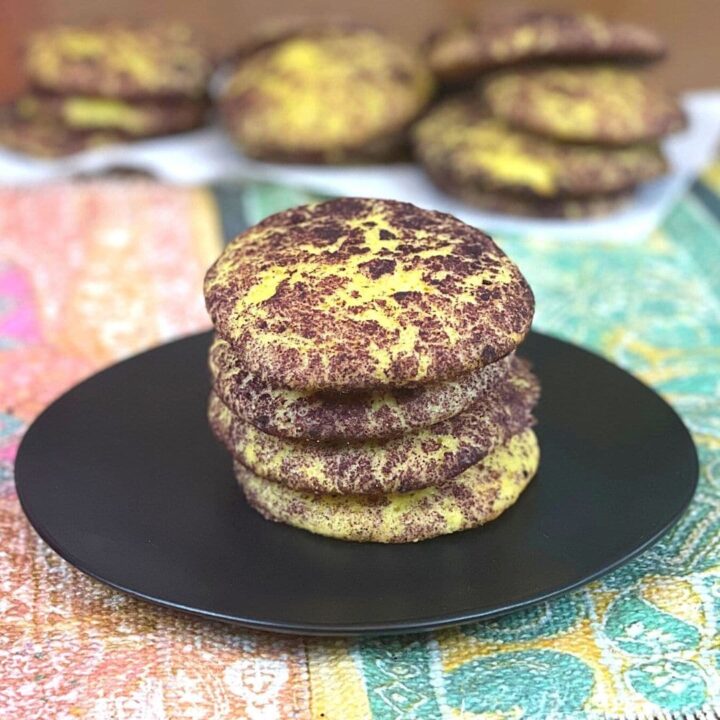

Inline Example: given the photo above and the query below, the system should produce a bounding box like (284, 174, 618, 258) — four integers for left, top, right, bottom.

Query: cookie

(210, 334, 513, 441)
(208, 356, 538, 495)
(204, 198, 535, 391)
(219, 28, 433, 163)
(413, 95, 667, 199)
(25, 24, 211, 99)
(236, 428, 539, 543)
(15, 93, 207, 137)
(484, 66, 686, 144)
(427, 11, 666, 85)
(0, 105, 122, 157)
(431, 178, 634, 218)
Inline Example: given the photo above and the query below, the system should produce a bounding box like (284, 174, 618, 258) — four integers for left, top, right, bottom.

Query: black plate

(15, 331, 698, 636)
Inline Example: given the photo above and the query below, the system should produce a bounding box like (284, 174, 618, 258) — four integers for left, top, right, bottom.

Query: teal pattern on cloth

(240, 177, 720, 719)
(445, 650, 596, 716)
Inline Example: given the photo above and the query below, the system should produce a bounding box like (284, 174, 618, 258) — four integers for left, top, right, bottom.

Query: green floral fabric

(231, 169, 720, 719)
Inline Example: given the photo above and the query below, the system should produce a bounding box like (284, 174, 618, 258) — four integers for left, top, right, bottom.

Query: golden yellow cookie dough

(413, 95, 667, 199)
(204, 198, 535, 391)
(208, 355, 537, 494)
(236, 429, 540, 543)
(209, 334, 512, 441)
(25, 24, 210, 99)
(219, 29, 434, 162)
(484, 66, 686, 145)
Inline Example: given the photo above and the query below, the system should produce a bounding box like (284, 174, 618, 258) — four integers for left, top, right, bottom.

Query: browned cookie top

(204, 198, 535, 391)
(25, 24, 211, 99)
(236, 429, 540, 543)
(219, 28, 433, 163)
(484, 66, 687, 145)
(210, 334, 513, 441)
(428, 11, 666, 84)
(209, 356, 539, 495)
(412, 95, 668, 199)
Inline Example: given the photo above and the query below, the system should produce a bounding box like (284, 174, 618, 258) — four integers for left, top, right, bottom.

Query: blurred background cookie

(412, 95, 667, 217)
(14, 94, 207, 138)
(427, 10, 666, 86)
(0, 23, 211, 157)
(25, 24, 211, 99)
(0, 103, 124, 158)
(218, 25, 434, 163)
(0, 8, 694, 220)
(438, 187, 634, 220)
(483, 65, 687, 145)
(418, 10, 683, 217)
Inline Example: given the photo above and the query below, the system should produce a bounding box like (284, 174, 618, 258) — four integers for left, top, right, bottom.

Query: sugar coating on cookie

(219, 29, 433, 162)
(204, 198, 535, 391)
(484, 66, 686, 144)
(237, 429, 540, 543)
(208, 356, 538, 495)
(413, 95, 667, 199)
(210, 334, 513, 441)
(25, 24, 211, 99)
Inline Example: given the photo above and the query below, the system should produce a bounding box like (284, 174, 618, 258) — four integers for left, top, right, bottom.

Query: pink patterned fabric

(0, 183, 312, 719)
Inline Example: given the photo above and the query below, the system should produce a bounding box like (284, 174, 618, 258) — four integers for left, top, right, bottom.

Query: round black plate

(15, 331, 698, 636)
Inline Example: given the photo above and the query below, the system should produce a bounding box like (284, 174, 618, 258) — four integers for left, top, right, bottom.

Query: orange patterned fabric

(0, 182, 312, 719)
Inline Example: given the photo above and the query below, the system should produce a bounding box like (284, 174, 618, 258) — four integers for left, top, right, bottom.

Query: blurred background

(1, 0, 717, 101)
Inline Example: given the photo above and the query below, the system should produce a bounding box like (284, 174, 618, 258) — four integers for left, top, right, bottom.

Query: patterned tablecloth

(1, 168, 719, 720)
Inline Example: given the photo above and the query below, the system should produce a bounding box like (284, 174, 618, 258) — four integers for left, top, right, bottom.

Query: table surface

(1, 166, 720, 719)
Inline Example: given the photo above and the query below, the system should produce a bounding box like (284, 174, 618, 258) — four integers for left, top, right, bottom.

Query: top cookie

(25, 24, 211, 99)
(428, 11, 666, 84)
(484, 66, 687, 144)
(204, 198, 534, 391)
(219, 29, 434, 163)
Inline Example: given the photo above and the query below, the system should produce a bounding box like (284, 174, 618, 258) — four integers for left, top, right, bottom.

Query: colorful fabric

(1, 171, 719, 719)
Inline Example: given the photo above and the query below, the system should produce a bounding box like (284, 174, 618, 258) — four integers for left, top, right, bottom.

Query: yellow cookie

(219, 28, 433, 162)
(208, 356, 539, 495)
(25, 24, 210, 99)
(210, 334, 513, 441)
(413, 95, 667, 199)
(427, 11, 665, 85)
(429, 183, 633, 219)
(236, 429, 540, 543)
(14, 94, 206, 137)
(204, 198, 535, 391)
(484, 66, 686, 145)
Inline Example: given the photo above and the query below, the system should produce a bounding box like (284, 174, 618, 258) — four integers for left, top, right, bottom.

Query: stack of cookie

(0, 24, 211, 158)
(416, 11, 686, 217)
(218, 23, 434, 163)
(204, 197, 540, 543)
